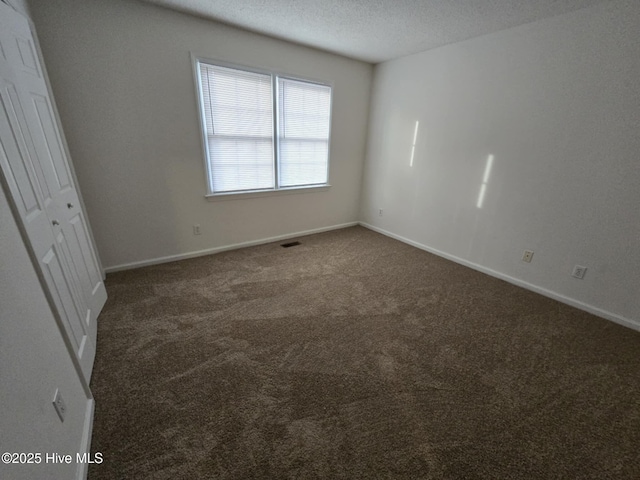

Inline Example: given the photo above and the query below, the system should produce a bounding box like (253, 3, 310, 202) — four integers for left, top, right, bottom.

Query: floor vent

(281, 241, 301, 248)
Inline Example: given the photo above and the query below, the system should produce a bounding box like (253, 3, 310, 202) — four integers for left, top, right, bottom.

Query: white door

(0, 1, 107, 382)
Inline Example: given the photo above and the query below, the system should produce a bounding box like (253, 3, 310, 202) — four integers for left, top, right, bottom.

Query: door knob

(67, 203, 74, 209)
(52, 220, 60, 226)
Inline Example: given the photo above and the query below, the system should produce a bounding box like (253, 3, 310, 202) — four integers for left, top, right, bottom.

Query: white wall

(0, 186, 91, 480)
(28, 0, 372, 271)
(361, 0, 640, 327)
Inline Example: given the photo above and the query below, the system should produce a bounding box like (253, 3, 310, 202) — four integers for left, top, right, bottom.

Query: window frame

(191, 54, 334, 198)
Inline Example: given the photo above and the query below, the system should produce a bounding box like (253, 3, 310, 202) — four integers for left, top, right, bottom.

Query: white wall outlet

(572, 265, 587, 279)
(522, 250, 534, 263)
(52, 389, 66, 422)
(193, 224, 201, 235)
(378, 209, 383, 217)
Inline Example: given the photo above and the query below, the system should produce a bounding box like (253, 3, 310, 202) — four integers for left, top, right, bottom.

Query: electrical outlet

(52, 389, 66, 422)
(522, 250, 534, 263)
(572, 265, 587, 279)
(193, 224, 201, 235)
(378, 209, 383, 217)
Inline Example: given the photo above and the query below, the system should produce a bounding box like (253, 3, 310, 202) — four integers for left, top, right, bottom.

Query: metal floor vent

(281, 241, 301, 248)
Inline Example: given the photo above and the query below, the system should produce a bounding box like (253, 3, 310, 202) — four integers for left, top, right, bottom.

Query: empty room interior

(1, 0, 639, 478)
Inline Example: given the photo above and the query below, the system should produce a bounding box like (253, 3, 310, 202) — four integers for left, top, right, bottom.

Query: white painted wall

(28, 0, 372, 271)
(361, 0, 640, 326)
(0, 186, 91, 480)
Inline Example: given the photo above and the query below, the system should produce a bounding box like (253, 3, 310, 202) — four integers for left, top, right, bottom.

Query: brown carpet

(89, 226, 640, 479)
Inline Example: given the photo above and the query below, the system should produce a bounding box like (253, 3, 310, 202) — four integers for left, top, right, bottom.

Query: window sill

(205, 184, 331, 202)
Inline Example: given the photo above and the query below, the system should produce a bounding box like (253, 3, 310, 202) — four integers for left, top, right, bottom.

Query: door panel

(31, 93, 73, 193)
(0, 85, 40, 217)
(15, 36, 40, 78)
(68, 210, 105, 328)
(40, 246, 85, 350)
(4, 81, 52, 204)
(56, 228, 87, 321)
(3, 20, 42, 80)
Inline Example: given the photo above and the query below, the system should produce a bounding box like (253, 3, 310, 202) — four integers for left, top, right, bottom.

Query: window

(195, 59, 332, 195)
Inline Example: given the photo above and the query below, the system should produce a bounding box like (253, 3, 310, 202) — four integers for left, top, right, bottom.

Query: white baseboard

(360, 222, 640, 332)
(104, 222, 359, 273)
(76, 398, 95, 480)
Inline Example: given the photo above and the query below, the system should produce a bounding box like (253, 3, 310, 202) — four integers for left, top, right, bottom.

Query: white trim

(206, 184, 331, 201)
(359, 222, 640, 332)
(273, 68, 280, 189)
(104, 222, 358, 273)
(191, 53, 215, 196)
(75, 398, 95, 480)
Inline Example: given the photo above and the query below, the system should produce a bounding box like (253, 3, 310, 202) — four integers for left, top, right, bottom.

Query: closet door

(0, 1, 106, 382)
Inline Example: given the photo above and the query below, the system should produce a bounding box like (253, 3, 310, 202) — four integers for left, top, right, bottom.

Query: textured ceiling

(140, 0, 611, 63)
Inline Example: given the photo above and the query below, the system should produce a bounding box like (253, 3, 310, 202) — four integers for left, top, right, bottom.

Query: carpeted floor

(89, 226, 640, 479)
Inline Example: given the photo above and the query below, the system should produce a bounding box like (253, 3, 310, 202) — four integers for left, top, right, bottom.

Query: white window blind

(196, 60, 332, 195)
(199, 64, 274, 193)
(278, 78, 331, 188)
